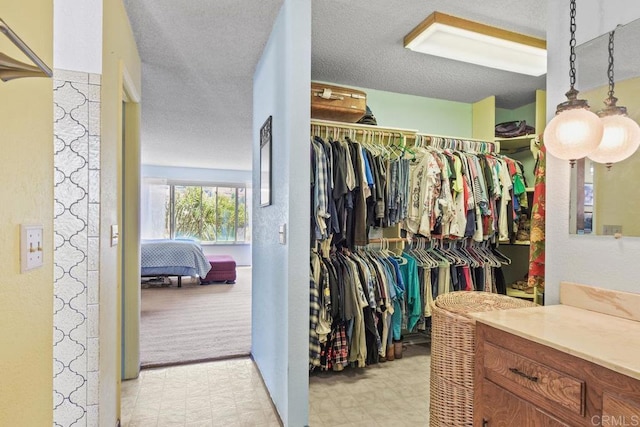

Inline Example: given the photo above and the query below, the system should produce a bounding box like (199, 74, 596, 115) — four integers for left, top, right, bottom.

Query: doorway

(121, 71, 142, 381)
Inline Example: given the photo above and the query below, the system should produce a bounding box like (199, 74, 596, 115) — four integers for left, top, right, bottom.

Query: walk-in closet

(308, 94, 546, 423)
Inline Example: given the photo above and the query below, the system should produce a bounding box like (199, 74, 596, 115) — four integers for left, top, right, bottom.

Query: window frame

(145, 180, 249, 244)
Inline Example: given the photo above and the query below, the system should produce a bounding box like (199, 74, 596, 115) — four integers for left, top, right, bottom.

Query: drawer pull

(509, 367, 538, 382)
(482, 419, 489, 427)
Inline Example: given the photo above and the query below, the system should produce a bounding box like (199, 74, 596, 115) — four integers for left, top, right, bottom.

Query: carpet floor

(140, 266, 252, 368)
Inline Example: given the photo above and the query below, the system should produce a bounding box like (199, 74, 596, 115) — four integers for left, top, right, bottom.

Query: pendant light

(543, 0, 603, 166)
(588, 30, 640, 169)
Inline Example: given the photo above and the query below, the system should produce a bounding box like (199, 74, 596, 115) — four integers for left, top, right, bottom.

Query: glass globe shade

(543, 108, 604, 161)
(588, 114, 640, 165)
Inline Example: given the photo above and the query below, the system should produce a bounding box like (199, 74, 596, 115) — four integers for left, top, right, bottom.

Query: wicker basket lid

(434, 291, 536, 318)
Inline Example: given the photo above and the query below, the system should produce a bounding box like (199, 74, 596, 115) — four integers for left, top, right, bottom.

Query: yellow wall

(0, 1, 53, 425)
(122, 100, 142, 380)
(472, 95, 496, 141)
(101, 0, 141, 423)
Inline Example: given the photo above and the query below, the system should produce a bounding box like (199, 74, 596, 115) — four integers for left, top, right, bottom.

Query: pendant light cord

(569, 0, 577, 90)
(608, 31, 615, 100)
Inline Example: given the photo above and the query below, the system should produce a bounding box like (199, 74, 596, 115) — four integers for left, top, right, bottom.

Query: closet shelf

(499, 240, 530, 246)
(494, 134, 535, 153)
(494, 134, 536, 142)
(506, 287, 536, 300)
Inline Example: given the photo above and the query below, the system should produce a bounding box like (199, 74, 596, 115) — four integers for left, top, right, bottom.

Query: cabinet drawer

(480, 379, 571, 427)
(602, 392, 640, 426)
(484, 342, 585, 416)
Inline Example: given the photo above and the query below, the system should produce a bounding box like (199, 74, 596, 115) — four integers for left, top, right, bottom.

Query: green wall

(314, 81, 473, 136)
(496, 102, 537, 131)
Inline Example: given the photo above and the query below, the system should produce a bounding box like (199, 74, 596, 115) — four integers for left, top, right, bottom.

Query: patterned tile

(55, 69, 89, 84)
(87, 404, 99, 427)
(54, 71, 101, 427)
(87, 270, 99, 304)
(88, 84, 100, 102)
(89, 136, 100, 170)
(89, 73, 101, 85)
(87, 236, 99, 271)
(88, 101, 100, 137)
(87, 371, 99, 405)
(87, 303, 99, 338)
(122, 359, 282, 427)
(87, 338, 99, 371)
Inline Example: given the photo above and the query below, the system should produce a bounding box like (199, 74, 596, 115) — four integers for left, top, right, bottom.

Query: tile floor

(122, 342, 430, 426)
(121, 358, 281, 426)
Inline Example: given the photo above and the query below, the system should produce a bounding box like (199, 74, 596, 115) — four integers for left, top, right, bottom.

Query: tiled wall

(53, 70, 101, 427)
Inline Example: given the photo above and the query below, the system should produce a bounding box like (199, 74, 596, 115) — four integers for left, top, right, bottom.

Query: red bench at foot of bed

(201, 255, 237, 284)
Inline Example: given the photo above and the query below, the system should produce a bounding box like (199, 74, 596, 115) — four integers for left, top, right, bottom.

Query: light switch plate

(279, 224, 286, 245)
(21, 224, 43, 272)
(111, 225, 119, 247)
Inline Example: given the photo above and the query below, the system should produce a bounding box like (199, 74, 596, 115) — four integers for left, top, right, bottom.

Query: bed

(140, 239, 211, 287)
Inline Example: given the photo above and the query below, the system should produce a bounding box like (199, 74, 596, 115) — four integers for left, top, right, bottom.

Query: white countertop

(471, 304, 640, 381)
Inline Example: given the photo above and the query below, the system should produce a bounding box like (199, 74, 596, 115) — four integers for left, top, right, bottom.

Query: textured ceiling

(124, 0, 547, 171)
(312, 0, 546, 109)
(123, 0, 284, 171)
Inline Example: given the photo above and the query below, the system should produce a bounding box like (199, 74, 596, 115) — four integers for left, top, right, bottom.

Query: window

(142, 182, 249, 243)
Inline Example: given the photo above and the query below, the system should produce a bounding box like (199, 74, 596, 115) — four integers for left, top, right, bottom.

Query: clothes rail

(417, 133, 500, 154)
(311, 119, 418, 136)
(311, 120, 419, 156)
(367, 237, 408, 244)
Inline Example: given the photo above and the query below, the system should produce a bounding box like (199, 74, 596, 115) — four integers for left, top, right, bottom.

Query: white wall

(202, 245, 250, 267)
(142, 165, 251, 185)
(252, 0, 311, 425)
(546, 0, 640, 304)
(53, 0, 102, 73)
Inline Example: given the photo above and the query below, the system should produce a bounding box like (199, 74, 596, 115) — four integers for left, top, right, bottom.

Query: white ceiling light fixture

(403, 12, 547, 77)
(588, 30, 640, 169)
(543, 0, 603, 166)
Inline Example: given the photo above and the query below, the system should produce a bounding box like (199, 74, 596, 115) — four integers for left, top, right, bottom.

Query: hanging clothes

(311, 135, 410, 251)
(403, 144, 522, 246)
(528, 139, 546, 292)
(309, 128, 516, 373)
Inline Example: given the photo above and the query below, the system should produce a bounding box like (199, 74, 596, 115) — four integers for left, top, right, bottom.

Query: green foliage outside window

(169, 186, 247, 242)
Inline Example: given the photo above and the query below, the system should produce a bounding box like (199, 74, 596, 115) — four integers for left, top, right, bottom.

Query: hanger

(491, 244, 512, 265)
(443, 240, 467, 266)
(409, 238, 436, 268)
(424, 238, 451, 266)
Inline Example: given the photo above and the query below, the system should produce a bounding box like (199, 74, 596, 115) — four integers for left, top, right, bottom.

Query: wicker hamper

(429, 291, 536, 426)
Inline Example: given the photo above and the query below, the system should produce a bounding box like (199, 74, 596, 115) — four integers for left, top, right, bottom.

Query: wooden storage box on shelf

(310, 82, 366, 123)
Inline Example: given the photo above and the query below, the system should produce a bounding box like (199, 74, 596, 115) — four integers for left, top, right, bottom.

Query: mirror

(570, 18, 640, 236)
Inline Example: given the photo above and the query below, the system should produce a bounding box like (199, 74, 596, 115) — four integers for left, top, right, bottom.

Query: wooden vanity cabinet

(474, 322, 640, 426)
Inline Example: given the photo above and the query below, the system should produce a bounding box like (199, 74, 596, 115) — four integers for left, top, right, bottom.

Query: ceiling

(124, 0, 547, 171)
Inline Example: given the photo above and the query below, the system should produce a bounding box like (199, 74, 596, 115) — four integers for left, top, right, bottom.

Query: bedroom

(137, 169, 252, 367)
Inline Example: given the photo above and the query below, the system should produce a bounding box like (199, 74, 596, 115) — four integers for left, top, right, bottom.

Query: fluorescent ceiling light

(404, 12, 547, 76)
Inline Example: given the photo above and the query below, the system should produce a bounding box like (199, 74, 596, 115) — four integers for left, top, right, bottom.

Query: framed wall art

(260, 116, 272, 207)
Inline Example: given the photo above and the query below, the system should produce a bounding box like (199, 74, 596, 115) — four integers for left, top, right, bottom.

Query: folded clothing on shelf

(495, 120, 535, 138)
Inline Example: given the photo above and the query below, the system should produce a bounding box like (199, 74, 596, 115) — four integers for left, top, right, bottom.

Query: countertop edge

(471, 305, 640, 382)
